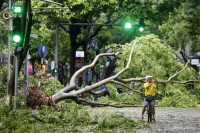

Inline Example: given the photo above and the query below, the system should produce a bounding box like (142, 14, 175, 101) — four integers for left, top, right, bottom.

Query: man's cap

(145, 75, 153, 80)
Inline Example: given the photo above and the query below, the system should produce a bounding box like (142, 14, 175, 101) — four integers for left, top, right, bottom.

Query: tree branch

(52, 41, 138, 103)
(28, 114, 46, 123)
(116, 77, 200, 85)
(90, 13, 121, 39)
(70, 52, 118, 84)
(74, 41, 138, 95)
(76, 98, 143, 108)
(52, 91, 77, 103)
(89, 89, 108, 95)
(167, 60, 190, 82)
(110, 80, 142, 94)
(170, 80, 200, 84)
(115, 78, 145, 83)
(116, 40, 138, 76)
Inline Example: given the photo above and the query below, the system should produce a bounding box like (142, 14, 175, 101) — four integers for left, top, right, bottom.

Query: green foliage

(110, 34, 200, 107)
(0, 101, 148, 132)
(0, 18, 10, 53)
(28, 75, 64, 97)
(159, 1, 200, 53)
(116, 93, 142, 104)
(97, 96, 116, 103)
(0, 102, 88, 132)
(40, 77, 64, 96)
(158, 84, 200, 108)
(98, 113, 137, 128)
(0, 66, 24, 98)
(0, 66, 8, 98)
(95, 83, 143, 105)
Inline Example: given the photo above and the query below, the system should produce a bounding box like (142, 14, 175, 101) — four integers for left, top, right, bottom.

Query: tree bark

(69, 19, 80, 78)
(100, 57, 118, 80)
(0, 0, 4, 11)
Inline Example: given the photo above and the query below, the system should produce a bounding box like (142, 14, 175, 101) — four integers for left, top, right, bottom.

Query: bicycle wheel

(147, 104, 152, 123)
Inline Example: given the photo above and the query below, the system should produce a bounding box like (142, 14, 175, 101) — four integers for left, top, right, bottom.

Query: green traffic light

(12, 34, 22, 43)
(139, 27, 144, 32)
(53, 68, 58, 74)
(13, 5, 22, 14)
(125, 23, 132, 29)
(13, 35, 21, 43)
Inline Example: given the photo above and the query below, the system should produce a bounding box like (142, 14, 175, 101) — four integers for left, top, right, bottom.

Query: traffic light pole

(7, 0, 12, 101)
(14, 54, 18, 109)
(23, 50, 29, 103)
(55, 22, 59, 80)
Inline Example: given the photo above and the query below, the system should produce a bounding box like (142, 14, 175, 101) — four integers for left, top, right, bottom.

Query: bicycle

(145, 95, 155, 123)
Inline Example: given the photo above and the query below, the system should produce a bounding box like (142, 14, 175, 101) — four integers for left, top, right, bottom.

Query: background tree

(159, 0, 200, 73)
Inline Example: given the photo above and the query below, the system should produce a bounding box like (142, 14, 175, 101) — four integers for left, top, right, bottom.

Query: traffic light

(139, 19, 145, 32)
(53, 68, 58, 74)
(125, 22, 132, 29)
(139, 27, 144, 32)
(12, 17, 22, 44)
(12, 5, 23, 45)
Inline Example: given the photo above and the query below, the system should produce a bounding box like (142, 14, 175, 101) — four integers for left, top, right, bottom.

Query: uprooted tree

(26, 38, 200, 109)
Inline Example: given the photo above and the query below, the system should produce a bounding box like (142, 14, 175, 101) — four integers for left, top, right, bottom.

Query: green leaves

(109, 34, 200, 107)
(159, 1, 200, 53)
(98, 113, 137, 129)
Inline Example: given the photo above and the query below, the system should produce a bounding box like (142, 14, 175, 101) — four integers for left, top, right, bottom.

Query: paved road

(86, 107, 200, 133)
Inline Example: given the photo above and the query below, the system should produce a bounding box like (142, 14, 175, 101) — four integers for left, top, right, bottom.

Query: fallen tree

(26, 39, 200, 108)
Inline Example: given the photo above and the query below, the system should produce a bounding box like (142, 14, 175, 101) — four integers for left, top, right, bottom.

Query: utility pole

(7, 0, 12, 100)
(23, 51, 29, 103)
(55, 22, 59, 80)
(14, 53, 18, 109)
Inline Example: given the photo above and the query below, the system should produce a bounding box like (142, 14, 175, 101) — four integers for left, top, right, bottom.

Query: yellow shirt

(144, 82, 156, 96)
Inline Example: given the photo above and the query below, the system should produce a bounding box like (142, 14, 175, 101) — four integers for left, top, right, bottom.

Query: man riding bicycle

(141, 75, 158, 122)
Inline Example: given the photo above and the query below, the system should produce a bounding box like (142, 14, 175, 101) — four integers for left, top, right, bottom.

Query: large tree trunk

(69, 19, 80, 78)
(100, 57, 118, 80)
(6, 0, 32, 105)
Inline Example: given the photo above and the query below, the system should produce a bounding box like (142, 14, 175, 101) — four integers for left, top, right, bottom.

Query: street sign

(76, 51, 84, 57)
(191, 59, 199, 65)
(88, 72, 92, 81)
(91, 38, 99, 51)
(51, 61, 55, 70)
(38, 45, 48, 58)
(197, 52, 200, 57)
(75, 59, 84, 77)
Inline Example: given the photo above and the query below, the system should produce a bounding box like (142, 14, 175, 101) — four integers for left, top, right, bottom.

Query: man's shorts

(144, 97, 155, 106)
